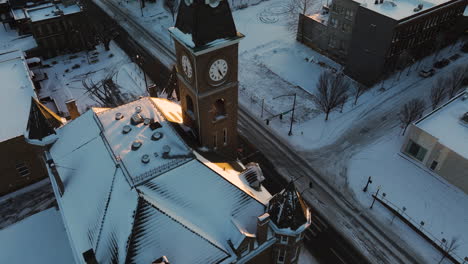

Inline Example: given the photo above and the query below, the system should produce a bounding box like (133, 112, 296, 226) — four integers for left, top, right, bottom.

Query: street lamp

(135, 54, 148, 94)
(362, 176, 372, 192)
(273, 93, 297, 136)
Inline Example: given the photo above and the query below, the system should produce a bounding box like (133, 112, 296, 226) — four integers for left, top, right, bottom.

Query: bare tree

(351, 82, 371, 105)
(165, 0, 179, 22)
(430, 78, 446, 110)
(285, 0, 315, 33)
(399, 99, 425, 135)
(312, 71, 350, 121)
(81, 69, 127, 107)
(446, 65, 467, 98)
(438, 237, 460, 264)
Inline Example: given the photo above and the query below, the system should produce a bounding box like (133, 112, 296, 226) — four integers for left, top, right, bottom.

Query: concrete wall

(403, 124, 468, 194)
(0, 136, 48, 196)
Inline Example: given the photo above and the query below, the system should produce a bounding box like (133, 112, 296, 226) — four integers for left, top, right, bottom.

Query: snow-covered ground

(348, 127, 468, 262)
(0, 207, 74, 264)
(38, 41, 151, 116)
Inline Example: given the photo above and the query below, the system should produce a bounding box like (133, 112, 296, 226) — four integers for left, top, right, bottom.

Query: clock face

(208, 59, 228, 84)
(181, 55, 193, 80)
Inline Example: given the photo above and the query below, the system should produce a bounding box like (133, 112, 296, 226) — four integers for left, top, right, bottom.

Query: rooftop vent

(144, 118, 151, 125)
(132, 140, 142, 150)
(151, 132, 163, 141)
(122, 125, 132, 134)
(141, 154, 150, 164)
(152, 256, 169, 264)
(115, 112, 124, 120)
(135, 106, 142, 113)
(461, 112, 468, 124)
(162, 145, 171, 155)
(131, 113, 144, 125)
(150, 121, 162, 130)
(413, 4, 423, 12)
(240, 163, 265, 191)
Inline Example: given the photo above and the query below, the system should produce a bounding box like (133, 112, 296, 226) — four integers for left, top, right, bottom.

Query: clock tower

(169, 0, 244, 157)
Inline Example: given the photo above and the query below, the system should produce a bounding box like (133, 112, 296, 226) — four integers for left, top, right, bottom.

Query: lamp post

(363, 176, 372, 192)
(135, 54, 148, 94)
(273, 93, 297, 136)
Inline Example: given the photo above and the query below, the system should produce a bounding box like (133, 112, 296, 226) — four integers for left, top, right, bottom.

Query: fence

(372, 190, 467, 264)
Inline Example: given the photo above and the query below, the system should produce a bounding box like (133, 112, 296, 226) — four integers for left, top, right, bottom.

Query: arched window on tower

(186, 95, 194, 119)
(212, 98, 227, 121)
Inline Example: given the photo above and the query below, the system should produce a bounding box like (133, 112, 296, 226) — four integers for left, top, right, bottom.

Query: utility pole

(288, 93, 296, 136)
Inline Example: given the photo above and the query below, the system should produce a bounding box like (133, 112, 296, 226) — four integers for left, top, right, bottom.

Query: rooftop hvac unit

(240, 163, 265, 191)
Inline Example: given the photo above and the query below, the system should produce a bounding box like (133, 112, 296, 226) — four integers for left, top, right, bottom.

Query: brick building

(298, 0, 467, 85)
(11, 1, 87, 58)
(0, 50, 62, 196)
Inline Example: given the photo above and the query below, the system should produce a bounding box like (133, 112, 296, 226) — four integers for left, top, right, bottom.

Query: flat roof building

(402, 90, 468, 194)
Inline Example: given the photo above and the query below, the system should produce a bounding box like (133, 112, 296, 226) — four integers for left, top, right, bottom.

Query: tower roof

(267, 182, 309, 231)
(174, 0, 238, 48)
(26, 97, 62, 141)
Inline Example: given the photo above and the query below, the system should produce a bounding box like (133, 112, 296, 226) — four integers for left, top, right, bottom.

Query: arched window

(186, 95, 194, 119)
(212, 98, 226, 121)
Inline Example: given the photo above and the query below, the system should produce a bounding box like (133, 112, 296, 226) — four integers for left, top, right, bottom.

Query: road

(89, 0, 426, 262)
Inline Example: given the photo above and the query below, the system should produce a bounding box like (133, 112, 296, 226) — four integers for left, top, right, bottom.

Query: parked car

(433, 59, 450, 69)
(419, 67, 435, 78)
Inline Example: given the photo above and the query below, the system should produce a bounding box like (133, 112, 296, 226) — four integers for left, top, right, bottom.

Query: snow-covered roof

(355, 0, 461, 21)
(12, 3, 82, 23)
(0, 50, 37, 142)
(48, 97, 271, 264)
(415, 92, 468, 159)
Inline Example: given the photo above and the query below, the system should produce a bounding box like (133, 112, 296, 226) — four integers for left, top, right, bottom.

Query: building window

(277, 249, 286, 264)
(430, 160, 438, 170)
(212, 98, 227, 121)
(213, 132, 217, 149)
(16, 162, 30, 177)
(223, 128, 227, 146)
(292, 247, 300, 261)
(238, 243, 250, 257)
(329, 17, 338, 28)
(328, 36, 337, 48)
(344, 10, 354, 19)
(406, 140, 427, 162)
(280, 235, 289, 244)
(186, 95, 194, 119)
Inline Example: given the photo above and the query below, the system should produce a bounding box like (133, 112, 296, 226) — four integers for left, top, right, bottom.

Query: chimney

(82, 249, 98, 264)
(66, 99, 80, 120)
(256, 213, 270, 245)
(152, 256, 169, 264)
(45, 152, 64, 196)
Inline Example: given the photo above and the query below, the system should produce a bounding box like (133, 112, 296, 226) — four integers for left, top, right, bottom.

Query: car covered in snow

(419, 67, 435, 78)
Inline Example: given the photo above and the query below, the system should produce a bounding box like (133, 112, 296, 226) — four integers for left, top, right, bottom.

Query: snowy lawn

(348, 128, 468, 263)
(38, 41, 150, 116)
(0, 207, 74, 264)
